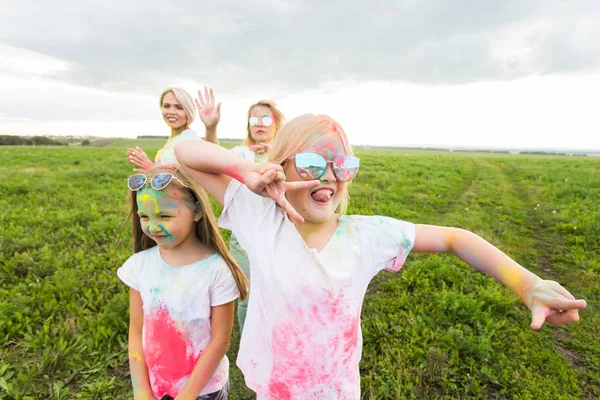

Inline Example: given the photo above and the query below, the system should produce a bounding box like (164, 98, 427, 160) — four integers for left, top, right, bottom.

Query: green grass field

(1, 139, 599, 399)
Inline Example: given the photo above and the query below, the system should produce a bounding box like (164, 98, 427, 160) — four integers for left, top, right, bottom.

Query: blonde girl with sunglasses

(118, 166, 248, 399)
(174, 114, 586, 399)
(195, 91, 286, 331)
(127, 87, 221, 171)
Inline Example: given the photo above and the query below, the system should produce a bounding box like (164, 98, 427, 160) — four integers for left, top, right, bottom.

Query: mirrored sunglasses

(293, 152, 360, 182)
(249, 116, 273, 127)
(127, 173, 188, 191)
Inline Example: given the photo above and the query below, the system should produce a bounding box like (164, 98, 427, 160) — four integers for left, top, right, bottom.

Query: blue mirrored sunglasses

(293, 152, 360, 182)
(127, 173, 188, 191)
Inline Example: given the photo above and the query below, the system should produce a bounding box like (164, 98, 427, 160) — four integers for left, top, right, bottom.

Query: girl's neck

(293, 214, 340, 251)
(159, 235, 211, 267)
(170, 126, 187, 138)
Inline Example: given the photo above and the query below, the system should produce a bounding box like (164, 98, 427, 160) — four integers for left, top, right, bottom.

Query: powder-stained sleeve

(363, 216, 416, 275)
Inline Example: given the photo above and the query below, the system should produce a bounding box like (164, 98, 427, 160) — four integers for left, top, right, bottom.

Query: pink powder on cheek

(144, 305, 199, 396)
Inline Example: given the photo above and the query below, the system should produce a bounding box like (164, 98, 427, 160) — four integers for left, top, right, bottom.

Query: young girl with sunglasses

(195, 91, 286, 331)
(174, 114, 587, 399)
(118, 166, 249, 399)
(127, 87, 221, 171)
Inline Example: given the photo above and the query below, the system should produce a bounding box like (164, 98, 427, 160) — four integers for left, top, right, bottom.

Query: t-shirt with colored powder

(155, 129, 203, 166)
(219, 180, 415, 400)
(228, 145, 266, 270)
(117, 246, 240, 398)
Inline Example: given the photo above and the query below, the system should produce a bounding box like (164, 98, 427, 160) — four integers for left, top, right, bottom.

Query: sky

(1, 0, 599, 150)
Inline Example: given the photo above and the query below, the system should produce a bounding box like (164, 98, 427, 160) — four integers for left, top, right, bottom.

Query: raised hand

(127, 146, 155, 172)
(244, 164, 320, 223)
(196, 86, 221, 128)
(526, 280, 587, 330)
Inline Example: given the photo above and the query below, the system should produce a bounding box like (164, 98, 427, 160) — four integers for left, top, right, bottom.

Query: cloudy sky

(1, 0, 599, 149)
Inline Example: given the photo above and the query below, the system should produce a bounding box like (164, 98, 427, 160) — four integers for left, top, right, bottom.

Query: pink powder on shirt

(267, 288, 359, 398)
(144, 304, 199, 396)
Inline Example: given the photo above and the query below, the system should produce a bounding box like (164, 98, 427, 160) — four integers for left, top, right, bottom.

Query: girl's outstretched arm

(128, 288, 154, 399)
(174, 302, 235, 400)
(175, 140, 319, 221)
(412, 225, 587, 330)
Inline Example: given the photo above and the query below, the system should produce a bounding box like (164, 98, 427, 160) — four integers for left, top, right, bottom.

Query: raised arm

(175, 139, 253, 204)
(196, 87, 221, 145)
(128, 288, 155, 399)
(413, 225, 587, 330)
(175, 140, 320, 221)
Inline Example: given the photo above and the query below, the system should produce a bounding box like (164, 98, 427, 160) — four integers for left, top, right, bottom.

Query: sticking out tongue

(311, 188, 333, 203)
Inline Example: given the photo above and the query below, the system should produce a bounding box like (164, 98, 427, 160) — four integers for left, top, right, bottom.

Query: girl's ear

(193, 211, 203, 222)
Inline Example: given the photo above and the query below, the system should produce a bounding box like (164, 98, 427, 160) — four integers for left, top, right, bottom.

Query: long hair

(268, 114, 354, 214)
(128, 165, 249, 300)
(244, 100, 286, 147)
(159, 88, 196, 135)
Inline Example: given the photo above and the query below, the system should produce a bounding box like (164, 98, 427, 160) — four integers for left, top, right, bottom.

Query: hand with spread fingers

(526, 280, 587, 330)
(196, 86, 222, 129)
(244, 163, 320, 223)
(127, 146, 155, 172)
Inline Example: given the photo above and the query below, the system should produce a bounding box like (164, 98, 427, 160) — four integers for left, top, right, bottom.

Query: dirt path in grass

(484, 158, 591, 395)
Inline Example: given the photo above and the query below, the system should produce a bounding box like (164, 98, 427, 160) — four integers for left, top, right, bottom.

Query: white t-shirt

(155, 129, 203, 166)
(219, 180, 416, 399)
(117, 246, 239, 398)
(230, 145, 266, 163)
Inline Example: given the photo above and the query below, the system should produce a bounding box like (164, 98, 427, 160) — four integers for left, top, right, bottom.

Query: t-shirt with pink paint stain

(117, 246, 239, 398)
(155, 129, 203, 166)
(219, 180, 415, 400)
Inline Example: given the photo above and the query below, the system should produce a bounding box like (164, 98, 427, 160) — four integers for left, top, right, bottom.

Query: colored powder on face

(267, 288, 359, 397)
(144, 304, 198, 395)
(138, 191, 161, 214)
(306, 131, 346, 159)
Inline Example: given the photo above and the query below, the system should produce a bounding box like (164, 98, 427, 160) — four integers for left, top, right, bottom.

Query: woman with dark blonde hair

(127, 87, 221, 171)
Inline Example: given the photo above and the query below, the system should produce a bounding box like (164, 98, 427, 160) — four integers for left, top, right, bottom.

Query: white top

(230, 145, 254, 160)
(155, 129, 203, 166)
(117, 246, 239, 398)
(230, 145, 267, 163)
(219, 180, 415, 399)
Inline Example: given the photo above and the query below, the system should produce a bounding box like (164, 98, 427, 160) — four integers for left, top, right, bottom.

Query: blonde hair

(244, 100, 286, 147)
(160, 88, 196, 135)
(268, 114, 354, 214)
(128, 165, 249, 300)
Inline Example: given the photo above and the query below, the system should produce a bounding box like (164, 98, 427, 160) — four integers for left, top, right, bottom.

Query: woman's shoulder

(176, 129, 203, 141)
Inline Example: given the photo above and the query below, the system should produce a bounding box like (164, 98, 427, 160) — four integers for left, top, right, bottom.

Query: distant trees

(0, 135, 66, 146)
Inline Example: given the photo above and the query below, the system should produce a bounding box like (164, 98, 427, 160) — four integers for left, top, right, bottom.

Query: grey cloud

(1, 0, 599, 97)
